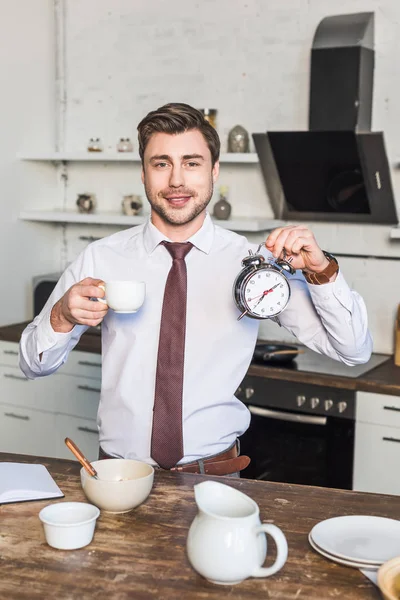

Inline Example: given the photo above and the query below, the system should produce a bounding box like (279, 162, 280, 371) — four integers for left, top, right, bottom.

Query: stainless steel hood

(253, 12, 398, 225)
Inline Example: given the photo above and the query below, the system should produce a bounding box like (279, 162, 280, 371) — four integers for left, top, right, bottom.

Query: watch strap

(302, 251, 339, 285)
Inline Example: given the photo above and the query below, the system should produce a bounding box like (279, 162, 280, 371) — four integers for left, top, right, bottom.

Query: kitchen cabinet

(354, 391, 400, 494)
(0, 340, 100, 460)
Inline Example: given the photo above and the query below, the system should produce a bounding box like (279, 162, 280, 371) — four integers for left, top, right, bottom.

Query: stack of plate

(309, 516, 400, 571)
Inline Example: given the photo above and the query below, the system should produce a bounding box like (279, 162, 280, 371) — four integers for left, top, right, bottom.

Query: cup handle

(251, 523, 288, 578)
(97, 284, 108, 305)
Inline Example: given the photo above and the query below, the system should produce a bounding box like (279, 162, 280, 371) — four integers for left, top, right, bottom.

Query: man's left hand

(265, 225, 329, 273)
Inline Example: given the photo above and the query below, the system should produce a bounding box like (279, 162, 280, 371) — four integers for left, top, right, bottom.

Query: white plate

(311, 516, 400, 564)
(308, 533, 379, 570)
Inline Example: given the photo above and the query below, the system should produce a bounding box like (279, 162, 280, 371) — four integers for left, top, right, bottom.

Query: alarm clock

(233, 246, 295, 321)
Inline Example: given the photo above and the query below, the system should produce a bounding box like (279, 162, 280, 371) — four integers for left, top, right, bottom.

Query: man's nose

(169, 165, 185, 188)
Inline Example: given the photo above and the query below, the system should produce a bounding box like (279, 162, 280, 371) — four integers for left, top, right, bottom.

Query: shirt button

(337, 289, 342, 295)
(324, 296, 329, 301)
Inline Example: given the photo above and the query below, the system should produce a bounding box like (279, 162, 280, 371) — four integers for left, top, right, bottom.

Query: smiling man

(20, 103, 372, 476)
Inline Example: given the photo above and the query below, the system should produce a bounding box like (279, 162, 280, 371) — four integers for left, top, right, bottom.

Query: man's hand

(50, 278, 108, 333)
(265, 225, 329, 273)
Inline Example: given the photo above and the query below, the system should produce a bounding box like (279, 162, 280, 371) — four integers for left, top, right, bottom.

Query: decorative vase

(213, 186, 231, 220)
(117, 138, 133, 152)
(122, 194, 143, 216)
(76, 193, 96, 214)
(227, 125, 250, 153)
(87, 138, 103, 152)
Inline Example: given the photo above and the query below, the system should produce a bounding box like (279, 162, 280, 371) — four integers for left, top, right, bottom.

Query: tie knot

(162, 241, 193, 260)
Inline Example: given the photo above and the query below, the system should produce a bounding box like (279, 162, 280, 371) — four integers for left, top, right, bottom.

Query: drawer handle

(383, 406, 400, 413)
(78, 361, 101, 368)
(78, 426, 98, 434)
(4, 373, 28, 381)
(77, 384, 101, 393)
(4, 412, 30, 421)
(4, 350, 18, 356)
(383, 436, 400, 444)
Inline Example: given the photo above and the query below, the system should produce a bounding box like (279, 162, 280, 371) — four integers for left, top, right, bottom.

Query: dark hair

(137, 103, 220, 166)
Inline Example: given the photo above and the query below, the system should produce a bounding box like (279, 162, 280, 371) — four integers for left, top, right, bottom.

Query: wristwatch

(302, 251, 339, 285)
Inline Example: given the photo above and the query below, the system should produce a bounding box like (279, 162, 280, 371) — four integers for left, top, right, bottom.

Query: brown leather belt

(99, 445, 250, 476)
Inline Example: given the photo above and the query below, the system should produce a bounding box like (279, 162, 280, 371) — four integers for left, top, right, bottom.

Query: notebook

(0, 463, 64, 504)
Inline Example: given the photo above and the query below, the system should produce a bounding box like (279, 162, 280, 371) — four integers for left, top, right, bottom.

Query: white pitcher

(187, 480, 288, 585)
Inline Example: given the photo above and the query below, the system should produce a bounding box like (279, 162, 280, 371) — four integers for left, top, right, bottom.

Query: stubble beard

(144, 180, 214, 227)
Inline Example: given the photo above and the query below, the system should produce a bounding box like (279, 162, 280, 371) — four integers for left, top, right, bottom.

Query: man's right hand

(50, 278, 108, 333)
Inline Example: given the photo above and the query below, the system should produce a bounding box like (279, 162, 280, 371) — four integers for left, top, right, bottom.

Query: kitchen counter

(2, 321, 398, 396)
(0, 451, 387, 599)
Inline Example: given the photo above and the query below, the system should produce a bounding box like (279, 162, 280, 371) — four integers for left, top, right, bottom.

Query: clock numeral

(261, 308, 265, 313)
(277, 302, 281, 305)
(279, 284, 283, 288)
(269, 307, 273, 311)
(281, 293, 284, 297)
(250, 280, 255, 285)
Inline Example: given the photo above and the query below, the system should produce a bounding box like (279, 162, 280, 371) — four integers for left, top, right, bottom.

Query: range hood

(253, 12, 398, 225)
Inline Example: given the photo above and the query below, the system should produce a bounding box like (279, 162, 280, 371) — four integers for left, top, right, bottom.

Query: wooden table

(0, 454, 395, 599)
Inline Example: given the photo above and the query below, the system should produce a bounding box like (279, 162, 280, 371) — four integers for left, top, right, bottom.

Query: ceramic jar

(213, 185, 231, 220)
(117, 138, 133, 152)
(228, 125, 250, 153)
(76, 193, 96, 214)
(87, 138, 103, 152)
(122, 194, 143, 216)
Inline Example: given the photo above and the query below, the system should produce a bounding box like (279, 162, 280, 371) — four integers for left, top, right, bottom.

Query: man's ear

(141, 167, 145, 184)
(212, 161, 220, 183)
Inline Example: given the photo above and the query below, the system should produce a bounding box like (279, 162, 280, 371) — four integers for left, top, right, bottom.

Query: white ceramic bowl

(39, 502, 100, 550)
(80, 459, 155, 514)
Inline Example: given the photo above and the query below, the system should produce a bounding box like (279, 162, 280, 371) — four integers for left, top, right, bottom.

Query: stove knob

(324, 399, 334, 411)
(296, 395, 306, 407)
(245, 387, 254, 400)
(310, 397, 320, 409)
(338, 401, 347, 414)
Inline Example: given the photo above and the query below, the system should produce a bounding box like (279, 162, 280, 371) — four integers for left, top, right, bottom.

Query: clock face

(243, 268, 290, 317)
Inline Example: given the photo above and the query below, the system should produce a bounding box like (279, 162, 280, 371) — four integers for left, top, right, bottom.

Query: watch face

(244, 268, 290, 317)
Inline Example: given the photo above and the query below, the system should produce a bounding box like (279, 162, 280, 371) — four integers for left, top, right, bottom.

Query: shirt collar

(143, 212, 214, 255)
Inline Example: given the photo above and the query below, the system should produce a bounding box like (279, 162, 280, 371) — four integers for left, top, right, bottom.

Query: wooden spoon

(65, 437, 99, 479)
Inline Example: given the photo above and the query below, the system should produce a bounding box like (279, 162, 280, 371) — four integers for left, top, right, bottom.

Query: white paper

(0, 463, 64, 504)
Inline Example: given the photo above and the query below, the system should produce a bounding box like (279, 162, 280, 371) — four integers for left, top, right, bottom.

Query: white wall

(5, 0, 399, 352)
(0, 0, 62, 326)
(53, 0, 400, 353)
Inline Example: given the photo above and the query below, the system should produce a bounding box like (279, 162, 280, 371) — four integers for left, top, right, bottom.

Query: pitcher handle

(251, 523, 288, 578)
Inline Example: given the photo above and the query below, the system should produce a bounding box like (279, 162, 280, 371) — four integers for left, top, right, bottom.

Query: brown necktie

(151, 241, 193, 469)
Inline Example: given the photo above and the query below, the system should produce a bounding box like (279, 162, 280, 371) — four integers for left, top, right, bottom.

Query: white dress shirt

(19, 214, 372, 463)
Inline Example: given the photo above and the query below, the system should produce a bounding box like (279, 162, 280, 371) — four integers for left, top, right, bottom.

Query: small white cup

(39, 501, 100, 550)
(98, 280, 146, 313)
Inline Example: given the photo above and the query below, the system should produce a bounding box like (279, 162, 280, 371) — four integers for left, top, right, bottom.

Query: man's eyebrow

(182, 154, 205, 161)
(149, 154, 171, 161)
(149, 153, 205, 162)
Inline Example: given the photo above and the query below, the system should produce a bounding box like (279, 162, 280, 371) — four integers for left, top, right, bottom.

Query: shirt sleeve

(19, 251, 90, 379)
(277, 269, 373, 366)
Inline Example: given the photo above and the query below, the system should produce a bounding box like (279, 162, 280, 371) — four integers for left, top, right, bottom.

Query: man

(20, 103, 372, 476)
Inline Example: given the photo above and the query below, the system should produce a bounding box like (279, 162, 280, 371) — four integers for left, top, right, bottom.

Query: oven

(237, 376, 355, 490)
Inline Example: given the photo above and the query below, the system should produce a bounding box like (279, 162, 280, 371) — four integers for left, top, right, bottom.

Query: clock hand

(250, 283, 281, 304)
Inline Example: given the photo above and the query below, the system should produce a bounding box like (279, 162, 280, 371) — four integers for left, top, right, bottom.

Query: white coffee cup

(98, 281, 146, 313)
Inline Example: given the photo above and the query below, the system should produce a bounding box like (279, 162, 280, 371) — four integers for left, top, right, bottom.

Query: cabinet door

(353, 421, 400, 495)
(0, 403, 56, 457)
(356, 391, 400, 428)
(0, 365, 61, 412)
(55, 414, 99, 462)
(0, 340, 19, 367)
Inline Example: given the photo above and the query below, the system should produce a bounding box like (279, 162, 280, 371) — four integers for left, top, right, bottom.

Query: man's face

(141, 129, 219, 227)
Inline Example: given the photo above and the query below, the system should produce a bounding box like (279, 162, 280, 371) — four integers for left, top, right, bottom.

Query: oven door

(239, 405, 354, 489)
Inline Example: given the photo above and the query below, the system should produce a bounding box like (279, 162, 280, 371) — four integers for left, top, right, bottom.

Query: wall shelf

(18, 152, 259, 164)
(19, 210, 281, 232)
